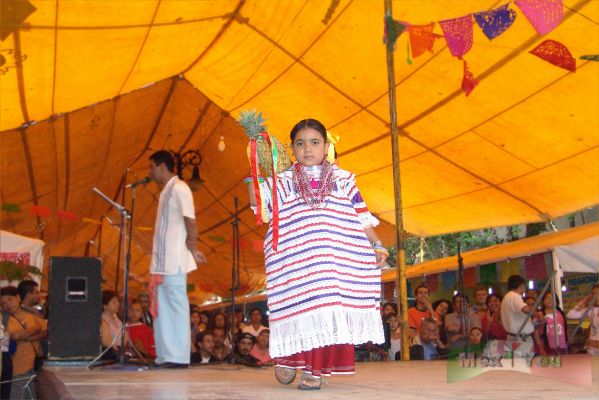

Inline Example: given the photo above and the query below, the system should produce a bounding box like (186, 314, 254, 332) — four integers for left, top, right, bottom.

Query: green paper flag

(187, 283, 196, 293)
(208, 235, 227, 243)
(500, 259, 521, 282)
(1, 203, 21, 212)
(479, 263, 497, 285)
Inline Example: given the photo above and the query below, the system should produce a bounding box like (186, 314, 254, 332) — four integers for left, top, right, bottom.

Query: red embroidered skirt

(275, 344, 355, 377)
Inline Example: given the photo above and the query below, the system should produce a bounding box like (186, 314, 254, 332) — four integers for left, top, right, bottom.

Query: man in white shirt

(500, 275, 535, 360)
(149, 151, 207, 368)
(242, 308, 267, 338)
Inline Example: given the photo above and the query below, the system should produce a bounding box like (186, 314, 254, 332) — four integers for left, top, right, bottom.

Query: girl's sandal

(298, 378, 322, 390)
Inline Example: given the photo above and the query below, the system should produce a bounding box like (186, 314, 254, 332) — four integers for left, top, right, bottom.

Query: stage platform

(39, 358, 599, 400)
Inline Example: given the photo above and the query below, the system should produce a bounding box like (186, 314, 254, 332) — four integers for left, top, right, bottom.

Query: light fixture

(171, 149, 204, 192)
(561, 285, 567, 292)
(528, 281, 535, 290)
(488, 287, 493, 295)
(218, 136, 226, 152)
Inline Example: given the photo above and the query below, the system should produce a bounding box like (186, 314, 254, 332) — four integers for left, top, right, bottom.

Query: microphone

(126, 176, 151, 189)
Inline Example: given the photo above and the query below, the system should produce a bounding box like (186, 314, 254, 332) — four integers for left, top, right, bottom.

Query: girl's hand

(376, 251, 388, 267)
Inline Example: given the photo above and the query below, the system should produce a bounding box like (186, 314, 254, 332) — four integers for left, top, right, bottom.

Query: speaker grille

(47, 257, 102, 360)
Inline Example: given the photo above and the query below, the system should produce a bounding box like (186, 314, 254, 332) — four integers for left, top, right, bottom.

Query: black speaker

(48, 257, 102, 360)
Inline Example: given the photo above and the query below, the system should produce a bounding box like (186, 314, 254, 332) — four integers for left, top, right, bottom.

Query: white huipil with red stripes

(258, 164, 384, 359)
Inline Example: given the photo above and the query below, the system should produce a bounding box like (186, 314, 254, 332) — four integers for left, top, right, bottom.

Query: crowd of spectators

(0, 274, 596, 399)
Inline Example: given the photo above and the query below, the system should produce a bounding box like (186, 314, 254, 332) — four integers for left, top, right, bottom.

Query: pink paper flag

(525, 253, 548, 280)
(426, 273, 440, 292)
(439, 15, 474, 59)
(515, 0, 563, 36)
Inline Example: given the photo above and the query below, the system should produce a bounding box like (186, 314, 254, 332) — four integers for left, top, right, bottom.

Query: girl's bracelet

(243, 176, 265, 184)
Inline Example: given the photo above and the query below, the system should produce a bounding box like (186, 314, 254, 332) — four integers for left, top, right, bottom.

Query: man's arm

(9, 320, 41, 341)
(184, 216, 207, 264)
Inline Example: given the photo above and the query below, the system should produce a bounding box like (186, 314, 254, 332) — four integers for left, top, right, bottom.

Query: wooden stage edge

(38, 357, 599, 400)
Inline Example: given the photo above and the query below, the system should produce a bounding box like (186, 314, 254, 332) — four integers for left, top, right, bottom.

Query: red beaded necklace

(292, 161, 334, 207)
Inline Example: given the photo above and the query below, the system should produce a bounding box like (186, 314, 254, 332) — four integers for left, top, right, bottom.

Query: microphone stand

(229, 196, 241, 363)
(89, 183, 149, 369)
(456, 242, 469, 357)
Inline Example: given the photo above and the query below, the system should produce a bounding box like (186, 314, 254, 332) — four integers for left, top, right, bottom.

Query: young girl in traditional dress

(247, 119, 387, 390)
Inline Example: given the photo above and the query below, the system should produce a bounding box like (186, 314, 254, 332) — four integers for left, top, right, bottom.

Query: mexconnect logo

(446, 339, 593, 386)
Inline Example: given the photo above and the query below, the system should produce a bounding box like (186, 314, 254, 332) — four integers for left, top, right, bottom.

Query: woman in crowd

(481, 293, 507, 341)
(385, 313, 402, 361)
(101, 290, 126, 359)
(1, 286, 44, 400)
(444, 293, 481, 348)
(538, 293, 568, 355)
(567, 284, 599, 355)
(250, 329, 272, 365)
(382, 302, 397, 320)
(432, 299, 452, 344)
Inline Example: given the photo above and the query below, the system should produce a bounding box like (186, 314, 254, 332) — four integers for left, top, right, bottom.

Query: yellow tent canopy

(1, 1, 598, 301)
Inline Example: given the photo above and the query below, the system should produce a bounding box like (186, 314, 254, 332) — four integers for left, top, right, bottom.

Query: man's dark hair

(17, 280, 38, 301)
(0, 286, 19, 297)
(507, 275, 526, 291)
(474, 284, 487, 294)
(452, 292, 469, 304)
(150, 150, 175, 172)
(249, 307, 262, 317)
(414, 284, 429, 297)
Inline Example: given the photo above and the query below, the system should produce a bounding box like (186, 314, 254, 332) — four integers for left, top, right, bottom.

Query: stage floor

(43, 358, 599, 400)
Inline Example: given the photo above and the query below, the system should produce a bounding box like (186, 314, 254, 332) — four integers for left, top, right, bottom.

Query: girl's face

(200, 313, 209, 325)
(291, 128, 329, 167)
(543, 294, 553, 309)
(105, 297, 120, 314)
(215, 314, 225, 328)
(383, 305, 395, 317)
(191, 312, 201, 326)
(469, 329, 482, 344)
(388, 315, 399, 331)
(488, 296, 501, 313)
(435, 302, 449, 317)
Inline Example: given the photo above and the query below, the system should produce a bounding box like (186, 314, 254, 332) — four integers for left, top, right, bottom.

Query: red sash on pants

(274, 344, 355, 377)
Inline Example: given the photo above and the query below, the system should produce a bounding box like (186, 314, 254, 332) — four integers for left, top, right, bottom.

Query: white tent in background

(0, 230, 45, 285)
(555, 236, 599, 274)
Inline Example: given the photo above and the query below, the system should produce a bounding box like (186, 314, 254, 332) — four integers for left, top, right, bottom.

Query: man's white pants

(154, 271, 190, 364)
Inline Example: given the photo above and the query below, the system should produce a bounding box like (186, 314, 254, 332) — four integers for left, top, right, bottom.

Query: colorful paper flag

(463, 268, 476, 288)
(500, 259, 522, 282)
(408, 23, 438, 58)
(29, 205, 51, 217)
(530, 39, 576, 72)
(525, 253, 548, 280)
(515, 0, 563, 36)
(439, 15, 474, 59)
(208, 235, 227, 243)
(461, 60, 479, 96)
(57, 209, 79, 221)
(1, 203, 21, 212)
(479, 263, 497, 285)
(383, 281, 395, 300)
(426, 273, 440, 292)
(474, 3, 517, 40)
(384, 15, 406, 50)
(442, 270, 457, 290)
(186, 283, 196, 293)
(252, 239, 263, 252)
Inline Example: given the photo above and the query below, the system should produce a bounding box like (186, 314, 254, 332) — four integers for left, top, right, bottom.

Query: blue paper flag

(442, 271, 457, 290)
(474, 3, 517, 40)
